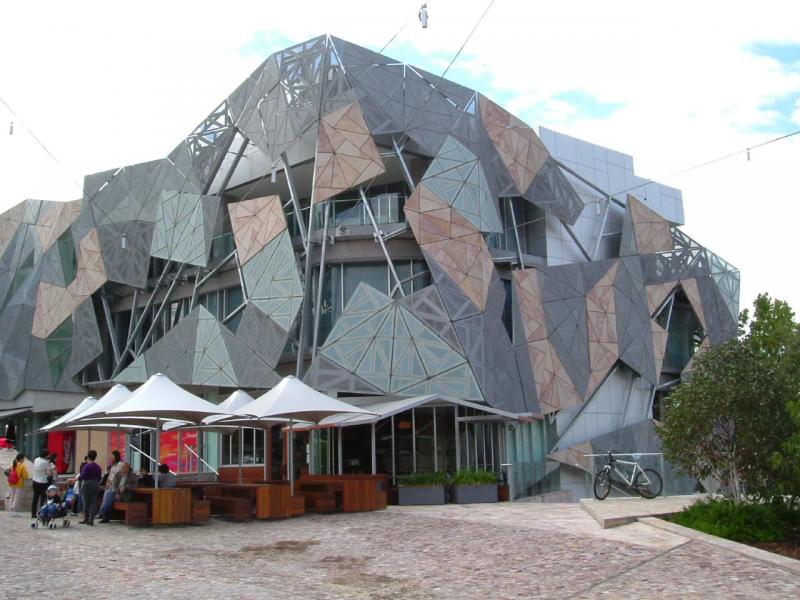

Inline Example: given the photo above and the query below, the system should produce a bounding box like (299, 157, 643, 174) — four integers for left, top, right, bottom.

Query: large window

(312, 260, 430, 346)
(485, 197, 546, 257)
(664, 294, 705, 371)
(199, 286, 245, 332)
(220, 428, 265, 466)
(286, 183, 408, 238)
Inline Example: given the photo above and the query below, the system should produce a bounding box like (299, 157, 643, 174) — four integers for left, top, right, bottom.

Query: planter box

(451, 484, 498, 504)
(397, 485, 446, 505)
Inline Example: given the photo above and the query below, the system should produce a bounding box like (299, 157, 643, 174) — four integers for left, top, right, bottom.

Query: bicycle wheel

(635, 468, 663, 498)
(593, 472, 611, 500)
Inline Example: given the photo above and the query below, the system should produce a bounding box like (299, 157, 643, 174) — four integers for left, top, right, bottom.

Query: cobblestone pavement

(2, 504, 799, 599)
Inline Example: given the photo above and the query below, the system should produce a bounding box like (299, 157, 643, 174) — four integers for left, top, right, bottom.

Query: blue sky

(238, 30, 626, 130)
(749, 42, 800, 133)
(1, 1, 800, 313)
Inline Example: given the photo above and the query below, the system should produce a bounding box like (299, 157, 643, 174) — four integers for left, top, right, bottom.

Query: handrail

(184, 443, 218, 475)
(583, 452, 662, 457)
(129, 443, 175, 475)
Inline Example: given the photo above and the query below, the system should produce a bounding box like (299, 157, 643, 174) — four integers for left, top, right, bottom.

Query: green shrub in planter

(450, 469, 498, 504)
(398, 471, 448, 486)
(449, 469, 497, 485)
(397, 472, 447, 505)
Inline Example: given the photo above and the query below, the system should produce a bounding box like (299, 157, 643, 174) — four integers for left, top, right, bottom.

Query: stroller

(32, 485, 75, 529)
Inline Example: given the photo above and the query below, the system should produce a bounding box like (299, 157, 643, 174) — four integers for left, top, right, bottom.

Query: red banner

(47, 431, 75, 473)
(108, 431, 126, 461)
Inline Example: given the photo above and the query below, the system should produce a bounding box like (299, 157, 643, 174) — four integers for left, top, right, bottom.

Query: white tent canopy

(108, 374, 240, 424)
(236, 375, 376, 424)
(314, 394, 523, 429)
(39, 396, 98, 432)
(229, 375, 375, 493)
(104, 374, 241, 488)
(69, 384, 134, 425)
(162, 389, 258, 432)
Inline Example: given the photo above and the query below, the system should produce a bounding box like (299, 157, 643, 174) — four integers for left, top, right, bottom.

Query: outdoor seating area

(36, 373, 389, 528)
(30, 371, 527, 529)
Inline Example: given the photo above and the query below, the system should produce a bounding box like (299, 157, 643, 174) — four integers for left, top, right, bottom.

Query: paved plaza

(2, 503, 799, 599)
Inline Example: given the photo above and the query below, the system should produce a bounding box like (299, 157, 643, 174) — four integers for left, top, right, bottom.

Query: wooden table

(217, 483, 290, 520)
(131, 488, 192, 525)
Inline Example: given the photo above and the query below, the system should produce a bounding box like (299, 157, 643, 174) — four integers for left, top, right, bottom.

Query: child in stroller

(32, 484, 74, 529)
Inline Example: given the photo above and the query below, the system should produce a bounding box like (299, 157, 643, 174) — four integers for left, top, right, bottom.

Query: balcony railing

(286, 193, 407, 237)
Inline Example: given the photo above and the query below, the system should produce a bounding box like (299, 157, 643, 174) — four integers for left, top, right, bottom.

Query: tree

(660, 294, 800, 503)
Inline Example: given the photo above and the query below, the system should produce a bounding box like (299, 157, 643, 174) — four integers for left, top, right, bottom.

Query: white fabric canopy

(104, 374, 241, 488)
(162, 389, 257, 432)
(39, 396, 98, 431)
(108, 373, 240, 424)
(237, 375, 376, 424)
(70, 384, 133, 425)
(314, 394, 522, 428)
(230, 376, 375, 493)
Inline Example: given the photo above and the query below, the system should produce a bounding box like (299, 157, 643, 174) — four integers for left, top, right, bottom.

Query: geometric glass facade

(0, 35, 739, 498)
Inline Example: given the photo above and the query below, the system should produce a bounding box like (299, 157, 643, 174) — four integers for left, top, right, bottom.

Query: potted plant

(397, 471, 447, 505)
(449, 469, 498, 504)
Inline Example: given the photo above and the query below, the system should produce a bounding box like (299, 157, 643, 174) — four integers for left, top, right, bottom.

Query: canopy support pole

(390, 415, 396, 484)
(371, 422, 376, 475)
(337, 427, 343, 475)
(289, 419, 295, 496)
(157, 423, 162, 487)
(238, 426, 244, 484)
(264, 429, 270, 481)
(454, 406, 461, 471)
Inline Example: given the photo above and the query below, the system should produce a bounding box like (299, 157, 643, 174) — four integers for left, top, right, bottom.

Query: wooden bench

(191, 499, 210, 524)
(207, 495, 252, 521)
(299, 475, 388, 512)
(110, 501, 148, 526)
(289, 495, 305, 517)
(298, 489, 337, 513)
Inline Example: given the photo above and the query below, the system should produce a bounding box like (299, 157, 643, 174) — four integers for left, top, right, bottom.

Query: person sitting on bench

(98, 462, 135, 523)
(157, 463, 176, 488)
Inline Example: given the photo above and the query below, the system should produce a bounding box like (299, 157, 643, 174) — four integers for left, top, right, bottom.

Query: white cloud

(1, 0, 799, 313)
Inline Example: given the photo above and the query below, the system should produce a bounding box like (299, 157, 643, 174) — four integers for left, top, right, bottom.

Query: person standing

(70, 455, 88, 516)
(31, 449, 53, 519)
(7, 453, 28, 513)
(79, 450, 102, 525)
(47, 453, 58, 484)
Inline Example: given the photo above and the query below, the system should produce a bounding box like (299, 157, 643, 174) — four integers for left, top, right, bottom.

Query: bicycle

(593, 451, 663, 500)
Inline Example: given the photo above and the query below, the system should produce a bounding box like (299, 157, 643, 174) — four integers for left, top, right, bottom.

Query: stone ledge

(639, 517, 800, 575)
(580, 495, 701, 529)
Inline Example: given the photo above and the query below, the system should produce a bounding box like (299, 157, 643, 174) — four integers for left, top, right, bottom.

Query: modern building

(0, 35, 739, 498)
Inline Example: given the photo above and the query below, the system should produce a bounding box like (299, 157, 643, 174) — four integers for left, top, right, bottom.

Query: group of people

(6, 447, 176, 525)
(5, 449, 59, 515)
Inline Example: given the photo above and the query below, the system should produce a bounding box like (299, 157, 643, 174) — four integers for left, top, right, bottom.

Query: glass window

(501, 279, 513, 339)
(435, 406, 456, 473)
(225, 286, 244, 321)
(334, 199, 363, 227)
(414, 407, 436, 473)
(395, 260, 412, 297)
(221, 428, 265, 465)
(394, 410, 414, 475)
(411, 260, 431, 292)
(317, 264, 342, 346)
(343, 263, 388, 307)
